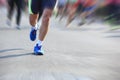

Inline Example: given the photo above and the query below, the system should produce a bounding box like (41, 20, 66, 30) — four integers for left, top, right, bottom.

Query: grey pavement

(0, 8, 120, 80)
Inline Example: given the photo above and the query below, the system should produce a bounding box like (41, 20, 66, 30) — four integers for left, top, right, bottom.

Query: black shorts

(29, 0, 57, 14)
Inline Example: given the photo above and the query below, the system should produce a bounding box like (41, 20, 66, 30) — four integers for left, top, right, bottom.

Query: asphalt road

(0, 7, 120, 80)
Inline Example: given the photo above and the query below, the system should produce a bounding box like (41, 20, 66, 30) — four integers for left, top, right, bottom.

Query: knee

(42, 14, 51, 25)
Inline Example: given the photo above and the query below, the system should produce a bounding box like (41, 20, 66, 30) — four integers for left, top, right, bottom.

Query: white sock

(31, 26, 36, 30)
(37, 40, 43, 46)
(31, 24, 38, 30)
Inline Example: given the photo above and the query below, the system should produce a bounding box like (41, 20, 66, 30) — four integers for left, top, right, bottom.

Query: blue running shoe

(34, 44, 44, 55)
(30, 29, 37, 41)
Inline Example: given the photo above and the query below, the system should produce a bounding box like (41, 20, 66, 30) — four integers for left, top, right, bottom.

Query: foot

(30, 28, 37, 41)
(16, 25, 21, 30)
(78, 22, 85, 26)
(34, 44, 44, 55)
(66, 17, 75, 26)
(6, 19, 11, 26)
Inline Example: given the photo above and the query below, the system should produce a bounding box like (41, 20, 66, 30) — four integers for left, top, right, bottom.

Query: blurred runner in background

(78, 0, 98, 26)
(7, 0, 23, 29)
(0, 0, 6, 7)
(56, 0, 68, 18)
(66, 0, 83, 26)
(102, 0, 120, 24)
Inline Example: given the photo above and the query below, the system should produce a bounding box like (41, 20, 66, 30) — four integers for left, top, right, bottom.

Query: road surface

(0, 7, 120, 80)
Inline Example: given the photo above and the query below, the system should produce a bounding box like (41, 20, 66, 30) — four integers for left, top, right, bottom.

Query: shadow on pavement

(105, 30, 120, 33)
(0, 52, 33, 59)
(105, 35, 120, 38)
(0, 48, 24, 53)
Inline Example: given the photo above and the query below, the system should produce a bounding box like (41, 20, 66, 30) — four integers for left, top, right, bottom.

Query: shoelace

(36, 44, 42, 50)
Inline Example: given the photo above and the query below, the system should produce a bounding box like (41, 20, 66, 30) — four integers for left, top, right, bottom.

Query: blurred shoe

(6, 19, 11, 26)
(87, 19, 95, 25)
(34, 44, 44, 55)
(30, 24, 39, 41)
(30, 28, 37, 41)
(16, 25, 21, 30)
(78, 22, 85, 26)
